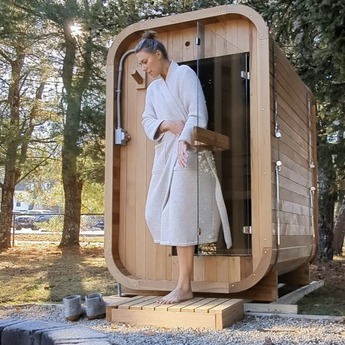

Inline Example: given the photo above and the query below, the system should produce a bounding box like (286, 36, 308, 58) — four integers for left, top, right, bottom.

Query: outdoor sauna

(105, 4, 318, 302)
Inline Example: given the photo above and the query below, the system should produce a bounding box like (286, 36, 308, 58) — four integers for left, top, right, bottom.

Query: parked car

(26, 209, 53, 223)
(14, 215, 38, 230)
(94, 219, 104, 230)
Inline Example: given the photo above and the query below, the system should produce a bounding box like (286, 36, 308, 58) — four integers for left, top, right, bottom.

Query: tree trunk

(58, 14, 92, 247)
(59, 158, 83, 247)
(0, 47, 24, 250)
(0, 181, 15, 250)
(318, 168, 336, 260)
(333, 203, 345, 255)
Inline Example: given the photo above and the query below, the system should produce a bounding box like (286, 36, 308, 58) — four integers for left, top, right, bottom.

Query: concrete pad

(1, 320, 62, 345)
(0, 318, 110, 345)
(39, 326, 110, 345)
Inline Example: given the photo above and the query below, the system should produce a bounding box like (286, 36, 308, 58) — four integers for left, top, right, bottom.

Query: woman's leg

(158, 245, 194, 304)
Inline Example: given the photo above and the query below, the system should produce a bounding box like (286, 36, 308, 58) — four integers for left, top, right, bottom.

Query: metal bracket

(241, 71, 250, 80)
(243, 226, 252, 235)
(115, 128, 128, 146)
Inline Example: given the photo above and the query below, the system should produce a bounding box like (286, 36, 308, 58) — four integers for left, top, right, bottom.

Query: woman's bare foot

(157, 288, 193, 305)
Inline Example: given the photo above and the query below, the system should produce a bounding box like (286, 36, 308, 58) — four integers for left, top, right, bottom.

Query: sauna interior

(105, 5, 318, 301)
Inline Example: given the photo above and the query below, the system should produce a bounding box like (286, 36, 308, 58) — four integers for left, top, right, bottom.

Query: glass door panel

(186, 23, 252, 255)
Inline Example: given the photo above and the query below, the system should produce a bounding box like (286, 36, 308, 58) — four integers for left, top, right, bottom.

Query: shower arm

(115, 49, 135, 145)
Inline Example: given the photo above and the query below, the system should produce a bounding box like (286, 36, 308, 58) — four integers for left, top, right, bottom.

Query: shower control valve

(115, 128, 130, 146)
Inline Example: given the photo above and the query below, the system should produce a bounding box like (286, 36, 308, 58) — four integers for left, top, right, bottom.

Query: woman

(135, 31, 231, 305)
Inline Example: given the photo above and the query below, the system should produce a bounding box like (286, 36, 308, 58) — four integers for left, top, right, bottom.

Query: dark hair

(135, 31, 168, 60)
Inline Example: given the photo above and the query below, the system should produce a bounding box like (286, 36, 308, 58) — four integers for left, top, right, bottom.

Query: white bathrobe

(142, 61, 232, 248)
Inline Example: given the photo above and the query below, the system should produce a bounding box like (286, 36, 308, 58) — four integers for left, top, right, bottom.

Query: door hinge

(241, 71, 250, 80)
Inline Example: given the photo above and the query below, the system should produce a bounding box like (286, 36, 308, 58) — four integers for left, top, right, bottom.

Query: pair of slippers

(62, 293, 107, 321)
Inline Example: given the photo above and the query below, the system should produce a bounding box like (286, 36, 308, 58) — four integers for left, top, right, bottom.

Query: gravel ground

(0, 303, 344, 344)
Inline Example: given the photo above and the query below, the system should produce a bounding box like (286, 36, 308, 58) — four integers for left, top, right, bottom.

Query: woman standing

(135, 31, 231, 304)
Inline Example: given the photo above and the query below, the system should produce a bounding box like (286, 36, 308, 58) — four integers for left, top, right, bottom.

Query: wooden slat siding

(275, 257, 309, 274)
(278, 186, 310, 208)
(278, 175, 309, 199)
(274, 223, 310, 236)
(216, 256, 230, 283)
(278, 235, 314, 248)
(205, 256, 218, 282)
(268, 86, 309, 150)
(270, 154, 310, 187)
(194, 256, 206, 281)
(275, 199, 311, 216)
(237, 20, 251, 53)
(271, 139, 309, 176)
(216, 21, 231, 56)
(270, 39, 313, 261)
(135, 86, 147, 279)
(165, 249, 173, 281)
(272, 212, 310, 228)
(274, 107, 309, 161)
(275, 83, 309, 140)
(272, 60, 309, 128)
(204, 26, 215, 58)
(228, 256, 241, 282)
(144, 142, 156, 279)
(274, 245, 312, 262)
(240, 256, 253, 279)
(124, 55, 138, 275)
(171, 31, 183, 62)
(272, 214, 311, 231)
(274, 115, 309, 160)
(112, 149, 121, 260)
(279, 224, 311, 237)
(152, 243, 165, 281)
(211, 23, 228, 57)
(132, 57, 146, 279)
(271, 41, 311, 115)
(171, 255, 179, 282)
(182, 27, 196, 61)
(227, 20, 241, 55)
(271, 148, 312, 183)
(269, 73, 309, 153)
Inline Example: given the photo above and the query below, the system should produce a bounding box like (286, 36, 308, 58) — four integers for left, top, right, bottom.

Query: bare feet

(157, 288, 193, 305)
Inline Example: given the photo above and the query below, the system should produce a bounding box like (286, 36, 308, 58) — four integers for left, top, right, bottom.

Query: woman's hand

(178, 140, 189, 168)
(159, 120, 185, 137)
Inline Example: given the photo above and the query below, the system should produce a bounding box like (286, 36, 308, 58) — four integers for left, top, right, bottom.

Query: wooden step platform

(106, 296, 244, 330)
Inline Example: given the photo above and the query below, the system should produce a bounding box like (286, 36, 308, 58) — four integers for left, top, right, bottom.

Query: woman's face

(136, 50, 163, 78)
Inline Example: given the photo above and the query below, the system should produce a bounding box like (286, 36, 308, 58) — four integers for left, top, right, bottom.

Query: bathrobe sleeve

(178, 66, 208, 144)
(142, 83, 164, 141)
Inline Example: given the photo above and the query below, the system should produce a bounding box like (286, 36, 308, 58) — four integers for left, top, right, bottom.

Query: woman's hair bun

(142, 30, 157, 40)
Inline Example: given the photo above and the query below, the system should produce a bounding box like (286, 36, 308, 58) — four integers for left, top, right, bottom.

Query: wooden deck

(106, 296, 244, 330)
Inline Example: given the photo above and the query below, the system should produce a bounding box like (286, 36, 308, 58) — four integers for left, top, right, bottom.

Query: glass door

(187, 23, 252, 255)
